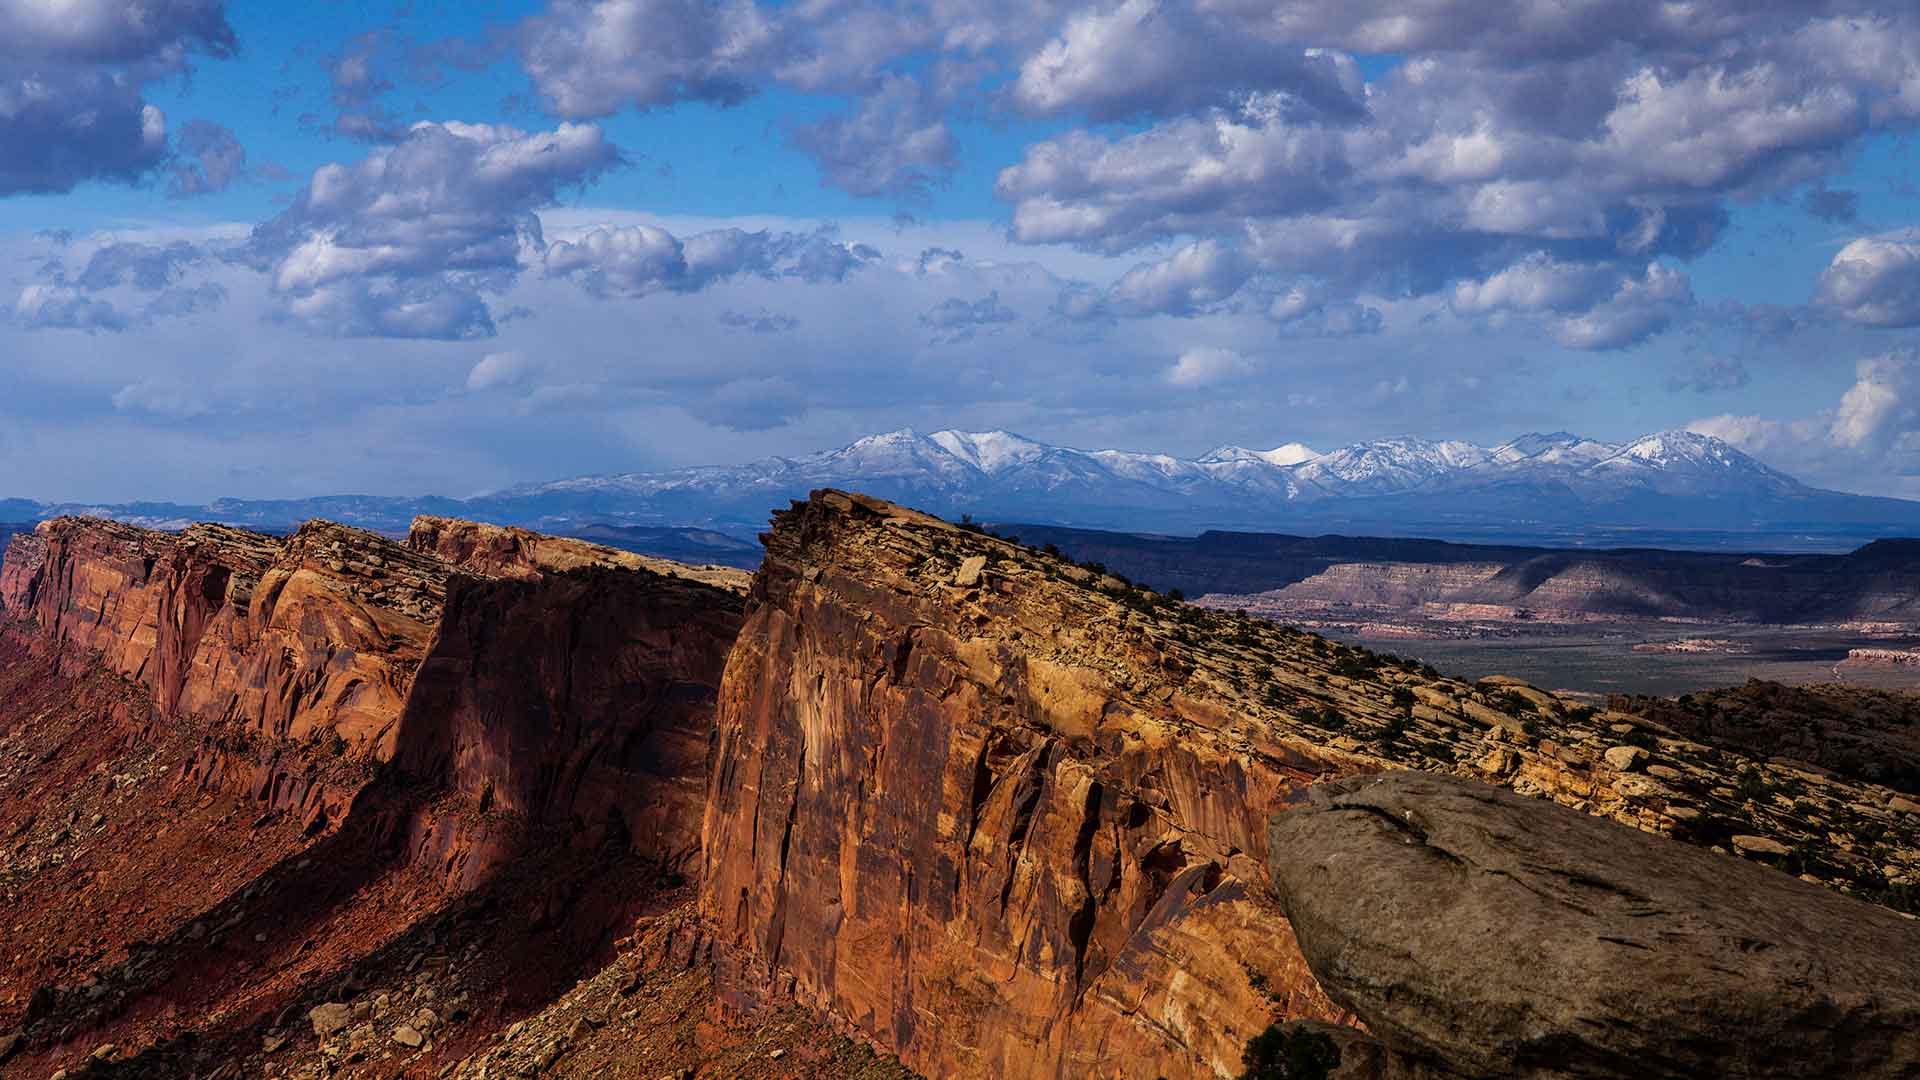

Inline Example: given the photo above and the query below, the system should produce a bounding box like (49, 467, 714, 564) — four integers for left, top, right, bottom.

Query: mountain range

(8, 428, 1920, 551)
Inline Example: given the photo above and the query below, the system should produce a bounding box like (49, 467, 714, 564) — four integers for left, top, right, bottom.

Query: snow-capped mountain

(458, 426, 1920, 544)
(13, 426, 1920, 551)
(1580, 431, 1804, 495)
(494, 426, 1811, 511)
(1485, 431, 1619, 469)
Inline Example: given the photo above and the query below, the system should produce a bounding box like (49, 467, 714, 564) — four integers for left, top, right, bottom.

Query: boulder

(1267, 772, 1920, 1079)
(309, 1002, 353, 1037)
(1601, 745, 1647, 771)
(954, 554, 987, 587)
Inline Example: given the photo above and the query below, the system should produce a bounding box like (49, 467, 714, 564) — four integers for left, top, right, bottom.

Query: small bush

(1241, 1024, 1340, 1080)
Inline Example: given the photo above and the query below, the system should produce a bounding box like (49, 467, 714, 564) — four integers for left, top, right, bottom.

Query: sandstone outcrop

(392, 563, 743, 881)
(0, 512, 755, 1077)
(700, 490, 1920, 1080)
(0, 516, 446, 757)
(1009, 524, 1920, 625)
(5, 495, 1919, 1079)
(704, 492, 1369, 1080)
(1611, 680, 1920, 795)
(410, 514, 752, 594)
(1266, 772, 1920, 1079)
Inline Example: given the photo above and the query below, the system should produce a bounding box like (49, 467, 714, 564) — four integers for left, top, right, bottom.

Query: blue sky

(6, 0, 1920, 503)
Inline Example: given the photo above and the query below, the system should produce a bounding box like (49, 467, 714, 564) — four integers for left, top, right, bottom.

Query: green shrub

(1241, 1024, 1340, 1080)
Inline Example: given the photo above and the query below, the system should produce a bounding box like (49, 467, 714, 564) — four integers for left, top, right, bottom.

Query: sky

(8, 2, 1920, 503)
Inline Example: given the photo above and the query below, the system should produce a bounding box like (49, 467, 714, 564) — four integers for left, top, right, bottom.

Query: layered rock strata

(1, 517, 446, 757)
(0, 513, 751, 1075)
(700, 490, 1920, 1080)
(392, 563, 743, 881)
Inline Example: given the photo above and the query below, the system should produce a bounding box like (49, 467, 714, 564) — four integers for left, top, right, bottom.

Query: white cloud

(1818, 229, 1920, 328)
(240, 120, 621, 339)
(468, 352, 536, 391)
(1166, 346, 1255, 387)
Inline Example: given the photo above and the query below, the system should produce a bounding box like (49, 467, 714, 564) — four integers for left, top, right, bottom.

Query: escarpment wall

(701, 492, 1367, 1080)
(0, 517, 447, 757)
(391, 564, 743, 878)
(0, 515, 744, 877)
(698, 491, 1920, 1079)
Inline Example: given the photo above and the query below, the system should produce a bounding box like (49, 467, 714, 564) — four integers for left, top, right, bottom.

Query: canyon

(0, 494, 1914, 1078)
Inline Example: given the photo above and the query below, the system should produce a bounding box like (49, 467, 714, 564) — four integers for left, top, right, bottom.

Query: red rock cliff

(1, 516, 447, 757)
(391, 560, 743, 880)
(701, 492, 1369, 1079)
(699, 490, 1920, 1080)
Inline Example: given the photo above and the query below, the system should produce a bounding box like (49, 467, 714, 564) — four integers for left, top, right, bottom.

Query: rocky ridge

(0, 495, 1915, 1079)
(0, 513, 765, 1078)
(697, 490, 1920, 1080)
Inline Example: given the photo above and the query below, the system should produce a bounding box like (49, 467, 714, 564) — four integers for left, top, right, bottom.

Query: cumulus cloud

(112, 378, 212, 419)
(790, 75, 956, 200)
(167, 119, 248, 197)
(0, 0, 234, 195)
(1104, 239, 1254, 317)
(1013, 0, 1365, 121)
(1818, 230, 1920, 328)
(1687, 351, 1920, 492)
(920, 290, 1018, 344)
(12, 283, 130, 332)
(1831, 352, 1919, 452)
(9, 239, 226, 332)
(240, 121, 621, 339)
(542, 224, 875, 298)
(0, 1, 234, 64)
(985, 4, 1920, 350)
(1450, 254, 1622, 317)
(1448, 255, 1694, 349)
(1554, 264, 1694, 350)
(1166, 345, 1254, 387)
(517, 0, 778, 117)
(77, 241, 205, 291)
(468, 351, 537, 391)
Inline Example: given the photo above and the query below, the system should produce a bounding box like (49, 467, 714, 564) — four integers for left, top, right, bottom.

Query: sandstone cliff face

(704, 492, 1366, 1080)
(0, 517, 447, 757)
(392, 564, 743, 881)
(701, 491, 1920, 1080)
(0, 513, 756, 1077)
(1265, 562, 1507, 610)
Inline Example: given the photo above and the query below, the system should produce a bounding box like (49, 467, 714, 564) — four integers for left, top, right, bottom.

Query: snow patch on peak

(929, 430, 1051, 474)
(1200, 442, 1320, 466)
(1259, 442, 1320, 466)
(1614, 429, 1737, 464)
(1489, 431, 1618, 466)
